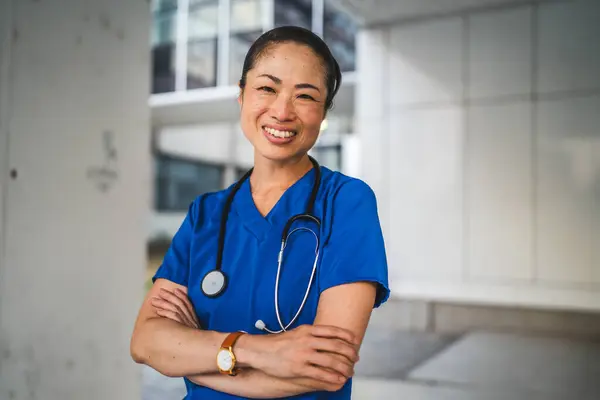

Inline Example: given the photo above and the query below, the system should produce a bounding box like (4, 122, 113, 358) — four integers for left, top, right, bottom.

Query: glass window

(324, 0, 357, 72)
(229, 0, 264, 85)
(151, 0, 178, 93)
(231, 0, 263, 33)
(155, 154, 224, 212)
(230, 31, 262, 85)
(187, 0, 219, 89)
(274, 0, 312, 30)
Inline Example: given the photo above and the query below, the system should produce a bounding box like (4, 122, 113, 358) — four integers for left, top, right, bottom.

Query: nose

(270, 93, 295, 122)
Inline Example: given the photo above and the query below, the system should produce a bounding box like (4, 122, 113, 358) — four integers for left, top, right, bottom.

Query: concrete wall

(357, 0, 600, 312)
(0, 0, 150, 398)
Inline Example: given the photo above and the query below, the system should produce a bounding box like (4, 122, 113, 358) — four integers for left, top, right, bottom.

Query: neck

(249, 153, 314, 194)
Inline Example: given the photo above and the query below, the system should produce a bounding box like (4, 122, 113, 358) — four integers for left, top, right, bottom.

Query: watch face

(217, 349, 234, 371)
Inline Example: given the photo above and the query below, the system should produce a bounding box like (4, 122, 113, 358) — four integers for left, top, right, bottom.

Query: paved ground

(142, 325, 600, 400)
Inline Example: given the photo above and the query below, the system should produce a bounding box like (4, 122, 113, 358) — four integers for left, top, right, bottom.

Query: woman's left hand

(151, 288, 201, 329)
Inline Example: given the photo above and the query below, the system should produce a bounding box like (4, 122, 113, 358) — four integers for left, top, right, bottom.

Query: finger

(301, 363, 348, 386)
(155, 308, 184, 324)
(309, 325, 358, 346)
(173, 289, 200, 328)
(306, 352, 354, 379)
(151, 297, 196, 328)
(311, 338, 359, 363)
(157, 290, 197, 328)
(169, 290, 198, 328)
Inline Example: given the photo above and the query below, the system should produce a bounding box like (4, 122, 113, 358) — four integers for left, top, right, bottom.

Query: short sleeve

(152, 199, 197, 287)
(319, 179, 390, 308)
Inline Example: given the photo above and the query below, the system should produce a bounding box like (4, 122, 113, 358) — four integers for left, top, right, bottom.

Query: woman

(131, 26, 389, 399)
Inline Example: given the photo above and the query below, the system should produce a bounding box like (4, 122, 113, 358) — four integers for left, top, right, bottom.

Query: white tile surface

(536, 95, 600, 284)
(409, 332, 600, 399)
(388, 18, 464, 106)
(466, 102, 533, 280)
(537, 0, 600, 93)
(389, 107, 464, 281)
(468, 6, 532, 99)
(356, 28, 387, 118)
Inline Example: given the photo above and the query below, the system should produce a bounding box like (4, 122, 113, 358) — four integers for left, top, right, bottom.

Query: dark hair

(238, 26, 342, 111)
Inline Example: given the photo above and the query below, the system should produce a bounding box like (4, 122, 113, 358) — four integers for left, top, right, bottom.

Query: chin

(257, 145, 305, 164)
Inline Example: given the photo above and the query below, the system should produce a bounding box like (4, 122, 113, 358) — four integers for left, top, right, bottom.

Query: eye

(298, 94, 316, 101)
(257, 86, 275, 93)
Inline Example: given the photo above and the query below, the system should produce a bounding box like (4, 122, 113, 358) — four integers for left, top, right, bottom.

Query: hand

(247, 324, 360, 385)
(151, 288, 200, 329)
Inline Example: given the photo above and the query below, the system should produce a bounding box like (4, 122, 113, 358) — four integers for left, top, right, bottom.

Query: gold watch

(216, 331, 246, 376)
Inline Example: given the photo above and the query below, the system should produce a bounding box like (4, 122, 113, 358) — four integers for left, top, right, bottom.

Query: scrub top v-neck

(153, 166, 390, 400)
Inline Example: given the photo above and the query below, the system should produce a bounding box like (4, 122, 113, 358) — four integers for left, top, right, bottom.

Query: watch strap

(221, 331, 245, 350)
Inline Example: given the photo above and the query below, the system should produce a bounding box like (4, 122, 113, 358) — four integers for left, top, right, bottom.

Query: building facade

(149, 0, 600, 330)
(149, 0, 359, 246)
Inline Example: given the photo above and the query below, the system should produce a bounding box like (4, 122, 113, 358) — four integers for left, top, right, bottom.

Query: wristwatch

(216, 331, 246, 376)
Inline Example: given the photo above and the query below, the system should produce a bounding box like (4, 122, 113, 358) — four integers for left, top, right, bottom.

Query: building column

(0, 0, 150, 398)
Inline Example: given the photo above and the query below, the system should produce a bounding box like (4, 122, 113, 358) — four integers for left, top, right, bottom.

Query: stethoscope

(200, 156, 321, 334)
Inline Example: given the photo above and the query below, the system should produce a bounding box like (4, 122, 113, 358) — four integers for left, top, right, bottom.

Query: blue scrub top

(153, 166, 390, 399)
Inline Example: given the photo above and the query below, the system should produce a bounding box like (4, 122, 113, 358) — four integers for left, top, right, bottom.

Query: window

(151, 0, 178, 93)
(229, 0, 264, 85)
(187, 0, 219, 89)
(155, 154, 225, 212)
(274, 0, 312, 30)
(324, 0, 357, 72)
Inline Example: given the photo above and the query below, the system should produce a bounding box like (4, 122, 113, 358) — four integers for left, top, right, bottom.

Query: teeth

(265, 127, 296, 138)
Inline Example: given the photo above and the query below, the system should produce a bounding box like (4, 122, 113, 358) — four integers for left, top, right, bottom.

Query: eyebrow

(258, 74, 321, 93)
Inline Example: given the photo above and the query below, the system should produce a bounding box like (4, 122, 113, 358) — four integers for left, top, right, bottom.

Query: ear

(238, 83, 243, 107)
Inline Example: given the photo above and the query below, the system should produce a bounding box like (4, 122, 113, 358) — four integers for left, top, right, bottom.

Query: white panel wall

(355, 29, 389, 257)
(537, 95, 600, 284)
(390, 108, 464, 281)
(468, 6, 532, 99)
(467, 102, 533, 281)
(388, 18, 463, 106)
(357, 0, 600, 311)
(0, 0, 150, 398)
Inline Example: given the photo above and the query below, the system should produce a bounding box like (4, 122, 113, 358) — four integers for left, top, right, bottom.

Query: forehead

(250, 42, 326, 85)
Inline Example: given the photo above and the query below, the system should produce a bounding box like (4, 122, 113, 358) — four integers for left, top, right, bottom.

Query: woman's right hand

(242, 324, 360, 384)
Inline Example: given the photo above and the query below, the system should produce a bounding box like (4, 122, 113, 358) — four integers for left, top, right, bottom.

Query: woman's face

(238, 42, 327, 164)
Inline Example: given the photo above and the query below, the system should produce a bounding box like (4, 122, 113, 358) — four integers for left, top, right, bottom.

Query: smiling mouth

(263, 126, 298, 138)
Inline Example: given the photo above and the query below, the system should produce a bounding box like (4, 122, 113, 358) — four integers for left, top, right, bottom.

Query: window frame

(154, 152, 227, 212)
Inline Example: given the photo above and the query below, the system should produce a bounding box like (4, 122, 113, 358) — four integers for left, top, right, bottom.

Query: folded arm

(183, 281, 378, 398)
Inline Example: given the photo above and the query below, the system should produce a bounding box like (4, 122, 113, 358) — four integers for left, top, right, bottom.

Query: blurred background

(1, 0, 599, 399)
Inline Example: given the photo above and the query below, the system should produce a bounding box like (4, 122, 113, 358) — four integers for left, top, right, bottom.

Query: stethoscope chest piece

(201, 269, 227, 297)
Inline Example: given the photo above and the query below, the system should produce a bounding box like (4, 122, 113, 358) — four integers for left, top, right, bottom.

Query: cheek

(241, 93, 269, 120)
(299, 106, 325, 131)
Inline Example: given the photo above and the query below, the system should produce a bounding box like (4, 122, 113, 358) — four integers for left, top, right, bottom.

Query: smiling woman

(131, 26, 389, 400)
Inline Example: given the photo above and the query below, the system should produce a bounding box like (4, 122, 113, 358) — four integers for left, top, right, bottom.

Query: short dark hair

(238, 26, 342, 111)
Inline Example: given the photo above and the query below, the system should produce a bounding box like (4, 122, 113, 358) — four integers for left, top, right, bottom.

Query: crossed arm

(130, 278, 377, 398)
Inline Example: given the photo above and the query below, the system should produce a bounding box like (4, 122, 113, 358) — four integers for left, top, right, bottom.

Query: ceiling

(331, 0, 553, 26)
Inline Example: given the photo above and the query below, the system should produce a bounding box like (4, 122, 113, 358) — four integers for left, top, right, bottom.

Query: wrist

(234, 334, 263, 370)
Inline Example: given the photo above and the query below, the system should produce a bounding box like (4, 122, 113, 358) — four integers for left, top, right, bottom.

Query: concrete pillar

(0, 0, 150, 398)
